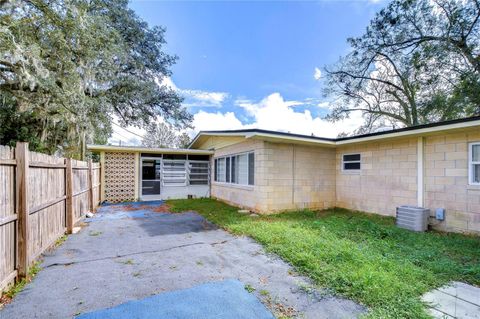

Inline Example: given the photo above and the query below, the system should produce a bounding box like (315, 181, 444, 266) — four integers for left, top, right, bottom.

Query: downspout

(417, 136, 425, 207)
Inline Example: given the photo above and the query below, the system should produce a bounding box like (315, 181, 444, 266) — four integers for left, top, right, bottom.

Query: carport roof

(87, 144, 214, 155)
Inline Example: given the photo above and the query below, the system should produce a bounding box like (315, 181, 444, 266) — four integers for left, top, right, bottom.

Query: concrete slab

(423, 282, 480, 319)
(0, 201, 365, 319)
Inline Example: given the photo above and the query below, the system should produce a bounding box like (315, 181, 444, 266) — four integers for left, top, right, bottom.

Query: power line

(112, 122, 145, 139)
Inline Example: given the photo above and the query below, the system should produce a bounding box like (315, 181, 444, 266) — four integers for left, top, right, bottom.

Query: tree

(324, 0, 480, 133)
(142, 122, 180, 148)
(0, 0, 190, 158)
(176, 132, 191, 149)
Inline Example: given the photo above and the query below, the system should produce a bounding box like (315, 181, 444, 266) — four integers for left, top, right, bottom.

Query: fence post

(15, 142, 29, 278)
(65, 158, 74, 234)
(88, 159, 94, 212)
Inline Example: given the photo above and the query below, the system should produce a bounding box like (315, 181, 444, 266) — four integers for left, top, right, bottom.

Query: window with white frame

(214, 151, 254, 186)
(469, 143, 480, 185)
(342, 153, 361, 171)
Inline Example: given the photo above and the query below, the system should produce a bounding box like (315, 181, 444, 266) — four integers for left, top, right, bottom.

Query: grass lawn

(168, 198, 480, 319)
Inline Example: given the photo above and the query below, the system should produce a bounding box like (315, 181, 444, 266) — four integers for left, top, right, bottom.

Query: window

(469, 143, 480, 185)
(217, 158, 226, 182)
(342, 153, 361, 171)
(189, 161, 209, 185)
(214, 151, 255, 186)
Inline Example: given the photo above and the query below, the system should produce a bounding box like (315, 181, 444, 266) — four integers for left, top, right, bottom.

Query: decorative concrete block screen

(104, 152, 136, 203)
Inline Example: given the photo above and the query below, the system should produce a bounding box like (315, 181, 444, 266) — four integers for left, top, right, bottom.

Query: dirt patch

(150, 204, 171, 213)
(110, 203, 171, 213)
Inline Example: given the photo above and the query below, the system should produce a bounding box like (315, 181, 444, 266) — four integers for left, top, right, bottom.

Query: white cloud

(192, 93, 364, 138)
(182, 90, 229, 108)
(314, 67, 322, 81)
(190, 111, 245, 135)
(160, 77, 228, 108)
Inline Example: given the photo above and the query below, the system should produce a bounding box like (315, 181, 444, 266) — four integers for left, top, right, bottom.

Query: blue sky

(113, 0, 388, 145)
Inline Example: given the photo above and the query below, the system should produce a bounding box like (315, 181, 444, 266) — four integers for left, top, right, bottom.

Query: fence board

(0, 145, 17, 290)
(0, 143, 101, 293)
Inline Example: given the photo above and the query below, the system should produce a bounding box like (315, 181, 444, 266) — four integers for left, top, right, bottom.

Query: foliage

(2, 261, 42, 301)
(324, 0, 480, 133)
(142, 121, 191, 148)
(0, 0, 190, 158)
(168, 198, 480, 319)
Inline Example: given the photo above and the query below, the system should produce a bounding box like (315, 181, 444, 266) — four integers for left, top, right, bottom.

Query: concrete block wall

(424, 128, 480, 234)
(210, 139, 266, 211)
(261, 142, 336, 211)
(211, 140, 336, 213)
(335, 138, 418, 216)
(209, 129, 480, 234)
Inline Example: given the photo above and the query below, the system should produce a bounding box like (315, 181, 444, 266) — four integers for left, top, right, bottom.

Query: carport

(87, 145, 213, 203)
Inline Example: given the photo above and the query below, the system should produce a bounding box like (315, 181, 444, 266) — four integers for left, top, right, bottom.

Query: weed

(2, 260, 42, 304)
(196, 260, 203, 266)
(259, 289, 270, 296)
(244, 284, 256, 293)
(118, 259, 134, 265)
(54, 235, 68, 247)
(88, 231, 102, 236)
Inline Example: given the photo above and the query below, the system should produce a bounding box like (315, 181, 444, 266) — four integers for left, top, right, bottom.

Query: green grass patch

(168, 198, 480, 319)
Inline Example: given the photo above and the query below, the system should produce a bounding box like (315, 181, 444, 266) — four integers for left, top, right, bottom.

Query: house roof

(87, 144, 214, 155)
(188, 116, 480, 149)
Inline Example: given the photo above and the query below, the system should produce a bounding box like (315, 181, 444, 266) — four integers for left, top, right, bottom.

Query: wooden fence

(0, 142, 101, 292)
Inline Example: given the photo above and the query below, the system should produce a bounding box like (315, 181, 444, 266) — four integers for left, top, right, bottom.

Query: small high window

(342, 153, 361, 171)
(469, 143, 480, 185)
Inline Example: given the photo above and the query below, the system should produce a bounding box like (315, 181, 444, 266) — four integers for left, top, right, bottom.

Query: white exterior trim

(469, 142, 480, 186)
(336, 120, 480, 145)
(87, 145, 213, 155)
(189, 119, 480, 150)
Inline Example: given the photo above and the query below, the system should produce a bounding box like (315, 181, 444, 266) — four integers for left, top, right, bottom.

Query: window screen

(343, 154, 361, 171)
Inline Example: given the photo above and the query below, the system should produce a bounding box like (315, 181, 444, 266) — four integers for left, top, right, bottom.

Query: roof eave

(87, 145, 214, 155)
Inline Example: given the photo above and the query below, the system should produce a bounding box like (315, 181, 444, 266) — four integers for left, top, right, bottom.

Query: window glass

(226, 157, 230, 183)
(344, 162, 361, 170)
(343, 154, 361, 162)
(237, 154, 248, 185)
(472, 144, 480, 162)
(474, 164, 480, 184)
(214, 151, 254, 186)
(248, 152, 255, 185)
(217, 158, 226, 182)
(231, 156, 236, 183)
(343, 153, 361, 171)
(214, 159, 218, 182)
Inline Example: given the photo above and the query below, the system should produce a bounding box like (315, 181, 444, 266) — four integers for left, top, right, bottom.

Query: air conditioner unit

(396, 206, 430, 232)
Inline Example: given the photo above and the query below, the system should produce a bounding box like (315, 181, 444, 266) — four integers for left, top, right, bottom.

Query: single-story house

(88, 116, 480, 234)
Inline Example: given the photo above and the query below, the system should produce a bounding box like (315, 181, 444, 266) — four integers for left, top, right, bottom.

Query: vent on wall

(396, 206, 430, 232)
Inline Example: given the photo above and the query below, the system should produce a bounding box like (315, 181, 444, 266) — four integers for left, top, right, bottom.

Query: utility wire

(112, 122, 145, 139)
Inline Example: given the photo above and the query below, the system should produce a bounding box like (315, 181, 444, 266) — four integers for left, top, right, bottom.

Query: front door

(141, 158, 161, 197)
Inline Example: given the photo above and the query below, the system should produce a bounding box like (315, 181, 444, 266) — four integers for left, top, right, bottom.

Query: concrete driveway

(0, 201, 364, 319)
